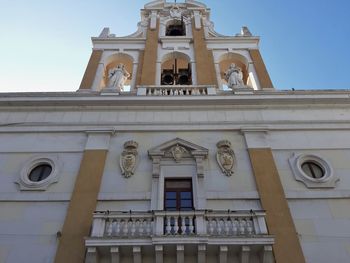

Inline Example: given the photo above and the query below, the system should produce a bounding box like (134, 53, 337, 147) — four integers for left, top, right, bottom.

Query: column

(130, 62, 139, 92)
(140, 16, 159, 85)
(240, 246, 250, 263)
(192, 20, 217, 86)
(133, 246, 142, 263)
(197, 245, 206, 263)
(219, 246, 228, 263)
(247, 62, 261, 90)
(242, 128, 305, 263)
(156, 61, 162, 86)
(91, 63, 105, 91)
(79, 49, 103, 90)
(190, 61, 197, 85)
(155, 245, 163, 263)
(214, 62, 222, 90)
(261, 246, 274, 263)
(85, 247, 99, 263)
(177, 245, 185, 263)
(111, 247, 120, 263)
(248, 49, 274, 90)
(54, 131, 113, 263)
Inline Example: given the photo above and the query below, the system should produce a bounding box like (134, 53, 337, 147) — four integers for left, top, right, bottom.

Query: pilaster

(79, 49, 103, 90)
(54, 130, 113, 263)
(242, 128, 305, 263)
(249, 49, 274, 90)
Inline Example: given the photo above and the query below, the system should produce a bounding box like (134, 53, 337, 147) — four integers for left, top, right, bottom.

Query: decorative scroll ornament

(171, 144, 188, 162)
(120, 141, 139, 178)
(216, 140, 235, 177)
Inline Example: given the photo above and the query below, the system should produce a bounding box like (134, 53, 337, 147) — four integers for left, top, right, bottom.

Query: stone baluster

(166, 216, 172, 235)
(137, 219, 142, 236)
(232, 218, 238, 235)
(131, 219, 136, 236)
(239, 219, 246, 235)
(247, 218, 253, 235)
(217, 219, 223, 235)
(147, 219, 152, 236)
(115, 219, 121, 236)
(122, 220, 128, 236)
(106, 220, 113, 236)
(174, 216, 179, 234)
(224, 219, 231, 235)
(189, 216, 194, 234)
(181, 216, 187, 235)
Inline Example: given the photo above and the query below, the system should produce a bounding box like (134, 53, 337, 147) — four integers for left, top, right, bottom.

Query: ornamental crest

(170, 5, 183, 19)
(120, 141, 139, 178)
(216, 140, 235, 177)
(171, 144, 188, 162)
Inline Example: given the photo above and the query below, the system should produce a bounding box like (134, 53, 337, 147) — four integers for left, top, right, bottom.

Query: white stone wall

(0, 133, 85, 263)
(271, 131, 350, 263)
(96, 131, 260, 212)
(1, 97, 350, 262)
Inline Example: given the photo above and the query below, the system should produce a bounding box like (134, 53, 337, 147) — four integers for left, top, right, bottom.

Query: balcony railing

(136, 85, 217, 96)
(90, 210, 269, 238)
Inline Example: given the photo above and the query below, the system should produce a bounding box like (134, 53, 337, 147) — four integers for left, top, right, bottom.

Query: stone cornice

(0, 90, 349, 107)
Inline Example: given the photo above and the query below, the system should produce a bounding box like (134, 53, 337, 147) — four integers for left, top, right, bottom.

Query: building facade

(0, 0, 350, 262)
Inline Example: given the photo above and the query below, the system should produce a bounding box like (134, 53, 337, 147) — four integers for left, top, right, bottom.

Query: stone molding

(16, 155, 61, 191)
(148, 137, 208, 178)
(289, 153, 339, 188)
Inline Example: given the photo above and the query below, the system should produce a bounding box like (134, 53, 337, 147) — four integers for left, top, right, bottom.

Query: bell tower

(78, 0, 274, 94)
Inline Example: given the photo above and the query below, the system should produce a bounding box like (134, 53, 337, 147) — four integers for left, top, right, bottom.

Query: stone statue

(107, 64, 130, 92)
(120, 141, 139, 178)
(224, 63, 244, 89)
(216, 140, 235, 177)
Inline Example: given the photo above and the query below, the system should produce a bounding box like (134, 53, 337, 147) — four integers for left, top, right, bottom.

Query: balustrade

(206, 213, 255, 236)
(90, 210, 267, 239)
(136, 85, 217, 96)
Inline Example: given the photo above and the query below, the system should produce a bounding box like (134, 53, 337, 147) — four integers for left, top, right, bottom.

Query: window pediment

(148, 138, 208, 178)
(148, 137, 208, 159)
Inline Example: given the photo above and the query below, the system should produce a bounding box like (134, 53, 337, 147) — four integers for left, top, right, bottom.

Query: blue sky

(0, 0, 349, 92)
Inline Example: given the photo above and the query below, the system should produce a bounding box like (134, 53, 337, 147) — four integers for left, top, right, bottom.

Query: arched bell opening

(103, 53, 134, 91)
(218, 53, 249, 90)
(161, 52, 192, 86)
(166, 19, 186, 36)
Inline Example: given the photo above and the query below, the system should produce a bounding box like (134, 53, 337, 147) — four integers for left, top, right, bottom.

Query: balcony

(85, 210, 274, 263)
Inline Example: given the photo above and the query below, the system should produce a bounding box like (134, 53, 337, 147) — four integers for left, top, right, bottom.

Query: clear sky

(0, 0, 349, 92)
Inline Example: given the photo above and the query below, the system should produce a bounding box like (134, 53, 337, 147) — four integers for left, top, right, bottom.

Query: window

(28, 164, 52, 182)
(17, 156, 61, 191)
(301, 161, 324, 179)
(288, 153, 339, 188)
(164, 179, 193, 211)
(166, 20, 186, 36)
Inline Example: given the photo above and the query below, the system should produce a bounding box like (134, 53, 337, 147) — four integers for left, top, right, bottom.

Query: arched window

(166, 20, 186, 36)
(161, 52, 192, 85)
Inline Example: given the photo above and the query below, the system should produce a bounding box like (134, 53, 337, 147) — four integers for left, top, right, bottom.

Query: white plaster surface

(0, 202, 68, 263)
(289, 199, 350, 263)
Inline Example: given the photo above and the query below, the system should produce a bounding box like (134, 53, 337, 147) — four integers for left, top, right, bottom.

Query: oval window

(301, 161, 325, 179)
(28, 164, 52, 182)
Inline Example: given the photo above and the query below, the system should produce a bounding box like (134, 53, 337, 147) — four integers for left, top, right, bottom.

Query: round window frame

(296, 155, 333, 183)
(18, 156, 60, 190)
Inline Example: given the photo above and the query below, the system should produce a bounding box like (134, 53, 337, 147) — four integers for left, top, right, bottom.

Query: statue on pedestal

(224, 63, 244, 89)
(107, 64, 130, 92)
